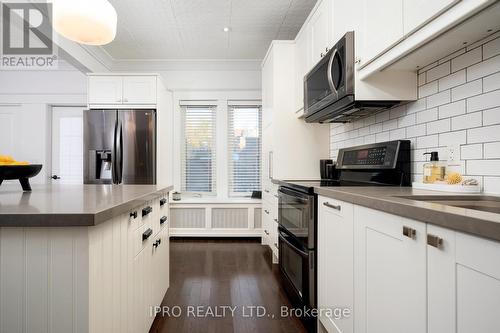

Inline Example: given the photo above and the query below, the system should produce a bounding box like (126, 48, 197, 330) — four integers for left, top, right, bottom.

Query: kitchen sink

(396, 195, 500, 214)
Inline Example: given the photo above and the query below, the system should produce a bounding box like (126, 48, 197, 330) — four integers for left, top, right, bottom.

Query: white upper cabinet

(403, 0, 460, 35)
(294, 29, 309, 113)
(122, 76, 157, 104)
(88, 75, 157, 106)
(88, 76, 123, 104)
(309, 0, 332, 65)
(331, 0, 362, 48)
(359, 0, 404, 66)
(354, 205, 427, 333)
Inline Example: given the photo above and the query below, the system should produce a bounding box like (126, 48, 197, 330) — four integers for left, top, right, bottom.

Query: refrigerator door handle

(112, 117, 123, 184)
(112, 118, 117, 184)
(117, 120, 123, 183)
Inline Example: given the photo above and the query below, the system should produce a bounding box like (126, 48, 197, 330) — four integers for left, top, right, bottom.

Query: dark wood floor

(150, 238, 307, 333)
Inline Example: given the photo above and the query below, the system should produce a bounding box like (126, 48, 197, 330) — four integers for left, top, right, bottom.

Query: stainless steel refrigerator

(83, 109, 156, 185)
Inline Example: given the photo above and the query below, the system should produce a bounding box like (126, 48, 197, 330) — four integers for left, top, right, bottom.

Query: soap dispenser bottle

(423, 152, 446, 183)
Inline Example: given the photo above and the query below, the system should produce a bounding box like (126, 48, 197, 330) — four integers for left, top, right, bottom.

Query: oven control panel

(338, 140, 407, 169)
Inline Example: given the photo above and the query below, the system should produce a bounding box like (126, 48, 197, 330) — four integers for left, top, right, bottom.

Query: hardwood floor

(150, 238, 307, 333)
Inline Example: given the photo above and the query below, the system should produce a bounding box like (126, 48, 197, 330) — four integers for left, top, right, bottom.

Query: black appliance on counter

(277, 140, 411, 332)
(304, 31, 400, 124)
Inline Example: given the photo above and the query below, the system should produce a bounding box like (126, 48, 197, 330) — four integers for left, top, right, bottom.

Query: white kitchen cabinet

(318, 196, 354, 333)
(359, 0, 404, 66)
(294, 29, 309, 113)
(88, 75, 157, 106)
(88, 76, 123, 104)
(309, 0, 332, 65)
(428, 225, 500, 333)
(403, 0, 460, 35)
(122, 76, 157, 104)
(353, 205, 427, 333)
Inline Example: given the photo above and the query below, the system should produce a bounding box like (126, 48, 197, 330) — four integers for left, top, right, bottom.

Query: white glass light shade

(52, 0, 117, 45)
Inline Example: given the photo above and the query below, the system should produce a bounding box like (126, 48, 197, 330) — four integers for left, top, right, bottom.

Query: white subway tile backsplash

(438, 69, 466, 91)
(483, 71, 500, 92)
(427, 90, 450, 108)
(467, 160, 500, 176)
(461, 144, 483, 160)
(483, 37, 500, 59)
(417, 135, 439, 148)
(467, 89, 500, 113)
(451, 47, 482, 72)
(451, 112, 482, 131)
(468, 125, 500, 143)
(484, 142, 500, 159)
(329, 34, 500, 193)
(451, 79, 482, 101)
(467, 55, 500, 81)
(416, 108, 438, 124)
(427, 62, 451, 82)
(418, 81, 438, 98)
(427, 119, 450, 134)
(483, 107, 500, 125)
(439, 130, 466, 146)
(483, 177, 500, 194)
(406, 124, 426, 138)
(438, 100, 466, 118)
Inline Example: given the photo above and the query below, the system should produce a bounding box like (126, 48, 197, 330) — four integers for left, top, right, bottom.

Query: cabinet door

(403, 0, 459, 35)
(122, 76, 157, 104)
(294, 31, 309, 113)
(262, 202, 272, 246)
(354, 205, 426, 333)
(262, 51, 274, 129)
(360, 0, 404, 65)
(318, 197, 354, 333)
(88, 76, 123, 104)
(309, 0, 332, 65)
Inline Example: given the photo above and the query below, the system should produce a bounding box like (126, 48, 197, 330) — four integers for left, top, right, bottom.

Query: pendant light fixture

(52, 0, 117, 46)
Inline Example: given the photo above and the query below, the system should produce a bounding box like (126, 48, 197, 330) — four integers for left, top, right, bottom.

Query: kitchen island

(0, 184, 172, 333)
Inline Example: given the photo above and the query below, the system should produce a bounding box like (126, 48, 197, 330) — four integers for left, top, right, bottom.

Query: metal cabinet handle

(142, 206, 152, 217)
(274, 219, 279, 223)
(142, 228, 153, 241)
(264, 230, 270, 236)
(403, 226, 416, 239)
(160, 198, 167, 206)
(326, 47, 329, 52)
(160, 216, 167, 225)
(323, 202, 341, 211)
(321, 52, 324, 57)
(130, 211, 138, 219)
(274, 243, 278, 250)
(427, 234, 443, 249)
(264, 210, 270, 215)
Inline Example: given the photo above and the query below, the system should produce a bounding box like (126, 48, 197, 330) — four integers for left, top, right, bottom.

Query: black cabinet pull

(160, 198, 167, 206)
(142, 206, 152, 217)
(160, 216, 167, 225)
(153, 238, 162, 248)
(130, 211, 137, 219)
(142, 228, 153, 241)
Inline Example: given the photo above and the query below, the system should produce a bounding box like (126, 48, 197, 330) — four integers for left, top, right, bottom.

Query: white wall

(0, 61, 87, 184)
(330, 32, 500, 194)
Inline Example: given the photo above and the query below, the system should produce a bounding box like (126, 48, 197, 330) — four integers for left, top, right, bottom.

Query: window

(228, 105, 262, 196)
(181, 106, 217, 194)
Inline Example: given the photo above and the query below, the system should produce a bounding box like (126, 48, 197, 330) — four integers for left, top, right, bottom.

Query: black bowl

(0, 164, 43, 191)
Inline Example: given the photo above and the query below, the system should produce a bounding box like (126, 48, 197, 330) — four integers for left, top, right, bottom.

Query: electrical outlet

(447, 144, 461, 166)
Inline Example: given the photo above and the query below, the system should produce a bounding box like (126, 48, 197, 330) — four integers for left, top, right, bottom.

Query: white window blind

(181, 106, 217, 194)
(228, 105, 262, 196)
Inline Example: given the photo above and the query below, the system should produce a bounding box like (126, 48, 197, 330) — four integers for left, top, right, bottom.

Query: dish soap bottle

(423, 152, 446, 183)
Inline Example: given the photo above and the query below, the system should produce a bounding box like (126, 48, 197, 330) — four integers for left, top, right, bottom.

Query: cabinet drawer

(128, 207, 143, 230)
(456, 231, 500, 280)
(319, 196, 352, 219)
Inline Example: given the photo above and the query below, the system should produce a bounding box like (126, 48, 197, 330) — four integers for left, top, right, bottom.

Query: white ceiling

(102, 0, 316, 60)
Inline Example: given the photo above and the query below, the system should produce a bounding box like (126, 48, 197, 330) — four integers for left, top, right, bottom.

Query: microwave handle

(327, 48, 339, 96)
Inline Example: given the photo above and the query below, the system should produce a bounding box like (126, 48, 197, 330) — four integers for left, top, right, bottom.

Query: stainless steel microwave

(304, 31, 399, 123)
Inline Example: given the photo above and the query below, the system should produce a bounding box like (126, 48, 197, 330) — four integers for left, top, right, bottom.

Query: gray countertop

(275, 180, 500, 242)
(0, 184, 173, 227)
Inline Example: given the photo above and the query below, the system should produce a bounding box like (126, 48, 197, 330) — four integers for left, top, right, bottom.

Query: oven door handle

(279, 231, 308, 257)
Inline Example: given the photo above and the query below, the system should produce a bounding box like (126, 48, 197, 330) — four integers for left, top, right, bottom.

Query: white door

(51, 107, 84, 184)
(354, 205, 427, 333)
(309, 0, 332, 64)
(122, 76, 157, 104)
(88, 76, 123, 104)
(318, 196, 354, 333)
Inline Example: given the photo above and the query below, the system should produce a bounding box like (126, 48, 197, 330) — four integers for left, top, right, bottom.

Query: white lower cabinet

(353, 205, 427, 333)
(428, 224, 500, 333)
(318, 196, 500, 333)
(318, 197, 354, 333)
